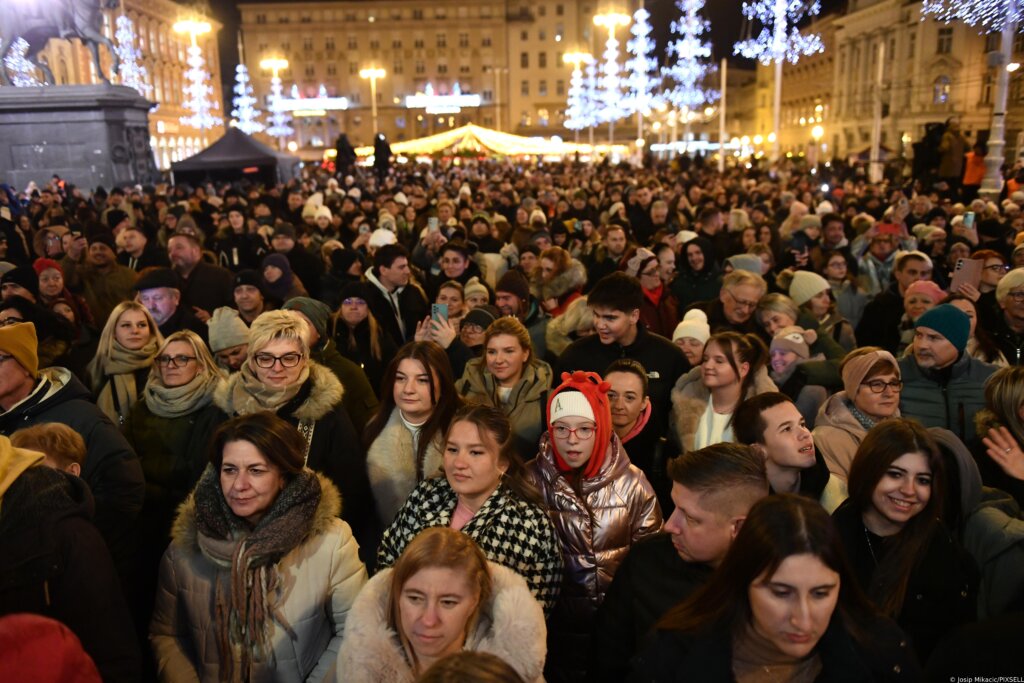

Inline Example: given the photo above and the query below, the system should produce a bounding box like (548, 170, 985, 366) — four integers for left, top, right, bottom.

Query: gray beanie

(207, 307, 249, 353)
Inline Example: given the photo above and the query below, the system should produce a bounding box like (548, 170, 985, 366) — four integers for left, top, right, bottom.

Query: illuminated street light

(260, 57, 292, 149)
(359, 67, 386, 135)
(1008, 62, 1021, 73)
(174, 18, 221, 131)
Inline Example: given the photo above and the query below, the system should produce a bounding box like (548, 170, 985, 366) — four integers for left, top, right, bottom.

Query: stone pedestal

(0, 84, 158, 190)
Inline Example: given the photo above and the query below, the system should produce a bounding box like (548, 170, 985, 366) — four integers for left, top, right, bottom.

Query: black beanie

(0, 266, 39, 299)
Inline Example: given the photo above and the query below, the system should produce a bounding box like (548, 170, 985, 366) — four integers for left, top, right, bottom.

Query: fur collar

(670, 366, 777, 452)
(213, 360, 344, 422)
(170, 470, 342, 552)
(531, 259, 587, 301)
(340, 562, 546, 683)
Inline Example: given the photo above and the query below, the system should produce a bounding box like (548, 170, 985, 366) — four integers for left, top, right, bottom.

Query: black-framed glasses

(253, 352, 303, 369)
(1007, 291, 1024, 303)
(862, 379, 903, 394)
(985, 264, 1010, 272)
(552, 424, 596, 440)
(156, 355, 196, 368)
(640, 267, 660, 278)
(724, 288, 758, 310)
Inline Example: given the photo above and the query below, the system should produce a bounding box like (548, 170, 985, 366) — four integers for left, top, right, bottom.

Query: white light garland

(921, 0, 1022, 32)
(266, 74, 294, 139)
(230, 64, 264, 134)
(3, 38, 41, 87)
(114, 16, 152, 97)
(625, 8, 659, 115)
(180, 43, 222, 130)
(664, 0, 718, 109)
(734, 0, 825, 65)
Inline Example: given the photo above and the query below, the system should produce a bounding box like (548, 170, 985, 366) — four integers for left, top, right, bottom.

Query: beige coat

(812, 391, 899, 481)
(670, 366, 778, 453)
(150, 473, 368, 683)
(366, 407, 445, 527)
(338, 562, 547, 683)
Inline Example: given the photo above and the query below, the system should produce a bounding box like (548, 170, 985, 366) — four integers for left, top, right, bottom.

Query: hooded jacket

(669, 237, 721, 309)
(532, 258, 587, 317)
(150, 473, 367, 683)
(812, 391, 900, 482)
(670, 366, 778, 453)
(213, 362, 375, 563)
(0, 367, 145, 579)
(338, 561, 547, 683)
(0, 454, 141, 683)
(456, 357, 553, 461)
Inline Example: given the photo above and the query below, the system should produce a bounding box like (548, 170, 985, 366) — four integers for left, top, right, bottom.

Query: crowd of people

(1, 147, 1024, 682)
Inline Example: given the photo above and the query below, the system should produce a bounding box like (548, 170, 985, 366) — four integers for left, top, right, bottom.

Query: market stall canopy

(171, 128, 301, 184)
(353, 123, 625, 157)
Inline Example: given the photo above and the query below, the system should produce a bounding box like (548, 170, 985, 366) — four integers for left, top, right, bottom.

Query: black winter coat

(177, 262, 236, 317)
(214, 232, 268, 272)
(364, 268, 430, 348)
(855, 283, 904, 354)
(0, 467, 141, 683)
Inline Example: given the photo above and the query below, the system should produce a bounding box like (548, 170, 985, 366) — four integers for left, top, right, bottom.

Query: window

(459, 33, 469, 48)
(937, 27, 953, 54)
(539, 29, 546, 41)
(277, 15, 289, 23)
(348, 37, 357, 50)
(556, 51, 563, 63)
(539, 80, 547, 96)
(933, 75, 951, 103)
(521, 52, 529, 68)
(414, 39, 425, 49)
(327, 64, 337, 75)
(539, 52, 547, 68)
(370, 40, 380, 50)
(908, 33, 915, 58)
(349, 62, 357, 75)
(393, 60, 403, 75)
(982, 72, 994, 104)
(521, 30, 528, 41)
(459, 65, 471, 74)
(413, 9, 423, 19)
(538, 108, 549, 126)
(556, 79, 565, 95)
(325, 37, 335, 51)
(521, 80, 529, 96)
(538, 5, 546, 16)
(482, 36, 492, 47)
(556, 4, 564, 15)
(303, 38, 313, 51)
(393, 39, 402, 49)
(985, 33, 1000, 52)
(416, 61, 426, 74)
(435, 7, 447, 19)
(483, 89, 493, 101)
(437, 34, 447, 48)
(255, 13, 266, 24)
(305, 65, 315, 77)
(1016, 33, 1024, 54)
(438, 63, 448, 74)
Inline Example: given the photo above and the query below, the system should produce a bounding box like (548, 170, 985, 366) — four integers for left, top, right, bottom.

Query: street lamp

(359, 67, 386, 136)
(173, 18, 222, 131)
(810, 124, 824, 169)
(593, 11, 631, 146)
(260, 57, 292, 150)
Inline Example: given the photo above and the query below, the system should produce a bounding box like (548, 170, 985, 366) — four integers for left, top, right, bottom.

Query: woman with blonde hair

(544, 295, 594, 356)
(457, 317, 553, 460)
(88, 301, 163, 426)
(340, 527, 546, 682)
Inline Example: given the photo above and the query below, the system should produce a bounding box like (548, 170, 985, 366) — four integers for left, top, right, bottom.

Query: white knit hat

(529, 209, 547, 225)
(815, 200, 835, 215)
(673, 309, 710, 344)
(549, 390, 596, 423)
(789, 270, 830, 306)
(369, 228, 397, 248)
(315, 205, 332, 220)
(676, 230, 699, 245)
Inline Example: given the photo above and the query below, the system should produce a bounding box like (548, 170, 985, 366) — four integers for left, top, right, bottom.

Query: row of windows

(518, 26, 566, 42)
(261, 35, 494, 53)
(271, 62, 502, 78)
(520, 80, 566, 97)
(520, 51, 570, 69)
(252, 4, 527, 24)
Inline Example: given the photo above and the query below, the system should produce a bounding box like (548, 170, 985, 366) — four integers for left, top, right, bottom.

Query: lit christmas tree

(230, 64, 264, 134)
(593, 13, 632, 130)
(3, 38, 41, 87)
(114, 15, 152, 97)
(663, 0, 718, 110)
(564, 53, 595, 131)
(180, 42, 222, 130)
(625, 8, 659, 116)
(266, 74, 294, 141)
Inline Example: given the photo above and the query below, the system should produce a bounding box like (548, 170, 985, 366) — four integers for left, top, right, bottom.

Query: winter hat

(726, 254, 763, 274)
(672, 309, 710, 344)
(996, 267, 1024, 302)
(369, 228, 397, 248)
(815, 200, 835, 215)
(340, 281, 373, 303)
(625, 247, 657, 279)
(234, 269, 264, 293)
(546, 371, 613, 478)
(894, 250, 933, 271)
(842, 349, 898, 397)
(904, 279, 946, 305)
(207, 307, 250, 353)
(676, 230, 699, 245)
(0, 322, 38, 378)
(282, 297, 332, 341)
(31, 258, 62, 277)
(788, 270, 830, 306)
(797, 215, 822, 233)
(393, 191, 409, 206)
(105, 209, 129, 230)
(529, 209, 547, 225)
(272, 223, 297, 240)
(0, 613, 101, 683)
(915, 304, 970, 354)
(315, 205, 332, 221)
(529, 230, 552, 246)
(771, 326, 817, 360)
(463, 276, 489, 302)
(496, 269, 531, 303)
(0, 266, 39, 299)
(462, 304, 500, 330)
(88, 232, 117, 253)
(329, 248, 362, 275)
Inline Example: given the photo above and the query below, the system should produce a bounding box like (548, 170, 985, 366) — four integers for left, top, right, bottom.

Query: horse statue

(0, 0, 121, 86)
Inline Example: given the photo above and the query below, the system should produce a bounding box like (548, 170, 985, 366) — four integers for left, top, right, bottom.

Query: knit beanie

(463, 304, 500, 331)
(894, 250, 933, 271)
(903, 279, 946, 305)
(0, 266, 39, 299)
(673, 309, 710, 344)
(207, 307, 249, 353)
(463, 276, 488, 302)
(915, 304, 970, 354)
(788, 271, 830, 306)
(529, 209, 547, 225)
(770, 326, 817, 360)
(546, 371, 613, 479)
(676, 230, 699, 245)
(726, 254, 763, 274)
(31, 258, 62, 277)
(369, 228, 398, 248)
(0, 322, 38, 378)
(815, 200, 835, 215)
(842, 349, 898, 397)
(625, 247, 657, 279)
(996, 267, 1024, 302)
(496, 269, 531, 303)
(797, 215, 822, 233)
(315, 205, 332, 221)
(282, 297, 332, 341)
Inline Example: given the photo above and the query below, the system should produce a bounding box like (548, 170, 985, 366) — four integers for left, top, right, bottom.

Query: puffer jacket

(456, 357, 553, 461)
(150, 473, 368, 683)
(532, 259, 587, 318)
(670, 366, 778, 453)
(812, 391, 900, 481)
(338, 561, 547, 683)
(899, 352, 996, 444)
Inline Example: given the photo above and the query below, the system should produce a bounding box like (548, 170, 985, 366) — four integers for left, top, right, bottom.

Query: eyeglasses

(342, 297, 367, 306)
(155, 354, 196, 368)
(551, 424, 596, 440)
(0, 317, 24, 327)
(253, 352, 303, 369)
(724, 288, 758, 310)
(640, 268, 660, 278)
(985, 264, 1010, 272)
(1007, 290, 1024, 303)
(861, 379, 903, 394)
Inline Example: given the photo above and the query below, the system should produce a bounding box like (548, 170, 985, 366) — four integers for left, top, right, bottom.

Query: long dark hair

(847, 419, 945, 616)
(658, 494, 875, 640)
(209, 411, 306, 476)
(364, 341, 463, 471)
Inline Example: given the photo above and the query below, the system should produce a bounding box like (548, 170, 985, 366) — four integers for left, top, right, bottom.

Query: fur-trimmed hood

(531, 258, 587, 302)
(170, 469, 343, 552)
(213, 360, 344, 422)
(338, 561, 547, 683)
(670, 366, 778, 453)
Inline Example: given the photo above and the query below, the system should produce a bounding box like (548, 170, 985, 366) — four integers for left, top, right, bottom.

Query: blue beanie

(914, 304, 970, 354)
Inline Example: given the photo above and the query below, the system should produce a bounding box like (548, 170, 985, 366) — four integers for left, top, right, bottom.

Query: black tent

(170, 128, 300, 185)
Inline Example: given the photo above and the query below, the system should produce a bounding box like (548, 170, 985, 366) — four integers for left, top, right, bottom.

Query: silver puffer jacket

(526, 432, 662, 625)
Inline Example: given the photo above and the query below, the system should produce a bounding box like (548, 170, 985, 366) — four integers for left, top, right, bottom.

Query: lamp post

(810, 124, 824, 170)
(593, 11, 631, 146)
(260, 57, 291, 150)
(359, 67, 386, 136)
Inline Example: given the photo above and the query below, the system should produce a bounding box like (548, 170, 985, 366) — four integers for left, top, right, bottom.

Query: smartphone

(431, 303, 448, 324)
(963, 211, 975, 229)
(950, 258, 983, 292)
(428, 216, 439, 233)
(358, 224, 370, 235)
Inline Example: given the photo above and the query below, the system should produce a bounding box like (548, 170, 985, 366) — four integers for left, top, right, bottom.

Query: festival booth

(171, 128, 301, 185)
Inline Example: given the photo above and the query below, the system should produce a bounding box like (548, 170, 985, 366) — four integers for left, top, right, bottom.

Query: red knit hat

(546, 370, 613, 479)
(33, 257, 63, 276)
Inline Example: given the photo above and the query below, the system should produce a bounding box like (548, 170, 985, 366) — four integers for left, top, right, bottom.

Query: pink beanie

(903, 279, 946, 304)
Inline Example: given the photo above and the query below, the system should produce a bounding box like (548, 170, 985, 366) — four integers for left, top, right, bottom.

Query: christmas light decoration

(3, 38, 41, 87)
(229, 64, 264, 134)
(178, 33, 222, 130)
(266, 74, 294, 140)
(593, 13, 632, 128)
(564, 53, 595, 130)
(625, 8, 659, 115)
(921, 0, 1022, 32)
(734, 0, 824, 65)
(114, 15, 152, 97)
(663, 0, 718, 109)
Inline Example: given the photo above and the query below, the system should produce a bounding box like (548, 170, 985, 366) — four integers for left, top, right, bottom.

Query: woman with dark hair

(365, 341, 464, 527)
(630, 494, 919, 681)
(150, 412, 368, 682)
(333, 281, 399, 396)
(670, 331, 775, 453)
(532, 246, 586, 317)
(377, 404, 562, 613)
(340, 527, 546, 682)
(831, 419, 978, 663)
(670, 237, 721, 310)
(261, 253, 308, 304)
(948, 294, 1008, 367)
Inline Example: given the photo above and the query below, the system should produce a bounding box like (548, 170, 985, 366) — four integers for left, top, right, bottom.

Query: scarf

(732, 620, 822, 683)
(844, 397, 878, 432)
(227, 362, 310, 416)
(192, 466, 321, 682)
(96, 338, 160, 424)
(642, 283, 664, 307)
(144, 368, 223, 418)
